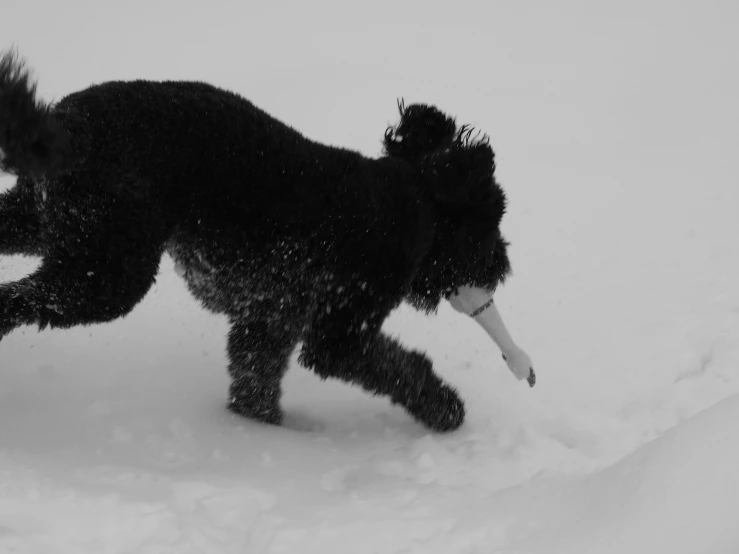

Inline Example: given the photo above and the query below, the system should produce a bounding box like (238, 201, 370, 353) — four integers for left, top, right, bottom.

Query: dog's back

(54, 80, 358, 220)
(3, 63, 429, 241)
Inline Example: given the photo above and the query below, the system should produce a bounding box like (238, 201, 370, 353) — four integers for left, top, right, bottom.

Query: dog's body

(0, 51, 513, 431)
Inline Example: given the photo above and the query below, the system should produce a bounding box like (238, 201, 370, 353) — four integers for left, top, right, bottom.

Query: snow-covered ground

(2, 1, 739, 552)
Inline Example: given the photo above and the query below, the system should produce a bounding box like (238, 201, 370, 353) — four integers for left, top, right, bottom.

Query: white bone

(449, 285, 535, 385)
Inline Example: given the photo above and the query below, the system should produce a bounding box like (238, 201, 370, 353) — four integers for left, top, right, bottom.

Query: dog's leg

(299, 278, 465, 432)
(226, 315, 297, 426)
(0, 172, 172, 340)
(301, 332, 465, 432)
(0, 244, 163, 341)
(0, 179, 42, 257)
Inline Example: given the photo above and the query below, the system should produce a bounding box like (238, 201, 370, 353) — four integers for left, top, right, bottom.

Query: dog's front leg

(226, 315, 298, 426)
(300, 331, 465, 432)
(299, 280, 465, 432)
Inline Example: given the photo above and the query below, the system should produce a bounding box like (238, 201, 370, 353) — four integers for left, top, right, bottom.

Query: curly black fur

(0, 51, 512, 432)
(382, 100, 457, 164)
(384, 101, 510, 313)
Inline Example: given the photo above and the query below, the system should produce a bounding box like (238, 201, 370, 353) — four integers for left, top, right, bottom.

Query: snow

(2, 1, 739, 552)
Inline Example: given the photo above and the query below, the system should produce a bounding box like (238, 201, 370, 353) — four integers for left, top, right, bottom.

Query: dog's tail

(0, 49, 67, 175)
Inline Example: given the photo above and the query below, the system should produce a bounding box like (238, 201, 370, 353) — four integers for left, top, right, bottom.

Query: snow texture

(1, 1, 739, 553)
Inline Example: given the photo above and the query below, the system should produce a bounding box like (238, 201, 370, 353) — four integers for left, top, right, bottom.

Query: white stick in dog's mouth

(448, 285, 536, 387)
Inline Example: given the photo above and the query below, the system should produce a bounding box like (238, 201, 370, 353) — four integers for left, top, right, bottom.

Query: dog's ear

(420, 127, 497, 207)
(421, 129, 507, 274)
(383, 101, 457, 163)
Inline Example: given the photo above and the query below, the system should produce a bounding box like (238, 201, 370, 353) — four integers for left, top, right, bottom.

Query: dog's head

(384, 102, 512, 313)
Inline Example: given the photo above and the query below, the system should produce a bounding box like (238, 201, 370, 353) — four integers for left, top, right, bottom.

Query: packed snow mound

(497, 392, 739, 554)
(1, 389, 738, 554)
(274, 393, 739, 554)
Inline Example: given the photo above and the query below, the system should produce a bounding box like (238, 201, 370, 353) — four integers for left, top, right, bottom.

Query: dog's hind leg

(0, 178, 42, 257)
(226, 312, 298, 426)
(0, 206, 165, 340)
(0, 248, 163, 340)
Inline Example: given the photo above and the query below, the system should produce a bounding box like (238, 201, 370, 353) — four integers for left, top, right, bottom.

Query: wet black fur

(0, 50, 511, 432)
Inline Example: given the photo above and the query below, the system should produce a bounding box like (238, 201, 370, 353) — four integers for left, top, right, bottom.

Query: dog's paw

(227, 397, 283, 426)
(402, 383, 466, 433)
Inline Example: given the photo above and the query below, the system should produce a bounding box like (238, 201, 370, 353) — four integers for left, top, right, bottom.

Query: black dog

(0, 50, 512, 432)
